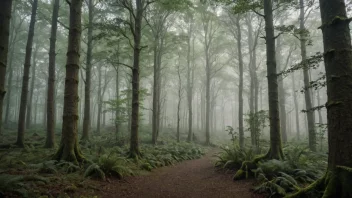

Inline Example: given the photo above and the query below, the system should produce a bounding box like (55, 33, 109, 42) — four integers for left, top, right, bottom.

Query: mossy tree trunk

(288, 0, 352, 197)
(54, 0, 84, 164)
(45, 0, 60, 148)
(26, 45, 38, 129)
(129, 0, 144, 158)
(16, 0, 38, 147)
(0, 0, 12, 135)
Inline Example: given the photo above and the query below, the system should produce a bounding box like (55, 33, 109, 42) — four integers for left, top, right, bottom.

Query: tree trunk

(276, 35, 287, 143)
(186, 16, 194, 142)
(0, 0, 12, 135)
(16, 0, 38, 147)
(317, 90, 323, 124)
(96, 65, 102, 135)
(115, 66, 120, 140)
(45, 0, 59, 148)
(53, 0, 84, 164)
(235, 16, 244, 149)
(129, 0, 143, 157)
(26, 46, 38, 129)
(289, 1, 352, 197)
(299, 0, 316, 152)
(82, 0, 93, 141)
(176, 55, 182, 143)
(263, 0, 283, 160)
(291, 72, 300, 140)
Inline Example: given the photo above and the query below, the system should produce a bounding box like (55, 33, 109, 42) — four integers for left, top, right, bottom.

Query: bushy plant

(215, 145, 255, 170)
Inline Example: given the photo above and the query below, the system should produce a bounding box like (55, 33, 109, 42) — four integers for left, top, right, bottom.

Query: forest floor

(90, 149, 262, 198)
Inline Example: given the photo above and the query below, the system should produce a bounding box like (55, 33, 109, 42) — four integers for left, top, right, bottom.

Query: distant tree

(0, 0, 13, 135)
(53, 0, 84, 164)
(82, 0, 94, 141)
(16, 0, 39, 147)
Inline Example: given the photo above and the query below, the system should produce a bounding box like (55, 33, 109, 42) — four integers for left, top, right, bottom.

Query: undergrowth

(216, 144, 327, 197)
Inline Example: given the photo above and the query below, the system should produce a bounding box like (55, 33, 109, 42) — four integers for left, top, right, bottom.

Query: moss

(233, 154, 267, 180)
(286, 166, 352, 198)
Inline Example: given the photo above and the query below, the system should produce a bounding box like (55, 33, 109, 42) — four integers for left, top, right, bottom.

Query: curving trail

(96, 149, 261, 198)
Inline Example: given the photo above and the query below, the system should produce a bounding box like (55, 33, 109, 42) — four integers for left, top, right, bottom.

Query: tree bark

(186, 15, 194, 142)
(16, 0, 38, 147)
(276, 35, 287, 143)
(0, 0, 12, 135)
(291, 72, 300, 140)
(53, 0, 84, 164)
(26, 45, 38, 129)
(45, 0, 60, 148)
(130, 0, 143, 157)
(176, 54, 182, 143)
(82, 0, 93, 141)
(96, 65, 102, 134)
(235, 16, 244, 149)
(263, 0, 283, 159)
(300, 0, 316, 151)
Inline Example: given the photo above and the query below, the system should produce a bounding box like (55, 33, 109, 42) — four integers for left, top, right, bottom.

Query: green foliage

(0, 174, 48, 197)
(215, 145, 255, 170)
(244, 110, 268, 149)
(84, 163, 106, 180)
(140, 143, 205, 171)
(97, 154, 135, 179)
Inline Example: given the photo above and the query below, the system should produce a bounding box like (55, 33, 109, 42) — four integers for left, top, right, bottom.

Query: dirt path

(96, 149, 261, 198)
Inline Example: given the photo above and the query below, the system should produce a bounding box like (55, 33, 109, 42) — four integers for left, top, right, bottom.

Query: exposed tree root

(286, 166, 352, 198)
(233, 154, 267, 180)
(53, 141, 85, 165)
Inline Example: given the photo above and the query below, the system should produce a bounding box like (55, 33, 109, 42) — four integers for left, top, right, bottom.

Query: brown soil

(93, 150, 262, 198)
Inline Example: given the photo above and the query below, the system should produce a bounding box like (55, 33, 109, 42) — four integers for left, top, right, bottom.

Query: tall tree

(82, 0, 94, 141)
(53, 0, 84, 164)
(186, 13, 194, 142)
(26, 45, 39, 129)
(290, 0, 352, 196)
(0, 0, 13, 135)
(299, 0, 316, 151)
(16, 0, 38, 147)
(45, 0, 60, 148)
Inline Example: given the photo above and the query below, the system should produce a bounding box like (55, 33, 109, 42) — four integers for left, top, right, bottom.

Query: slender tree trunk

(291, 72, 300, 140)
(186, 16, 194, 142)
(130, 0, 143, 157)
(96, 66, 102, 134)
(26, 46, 38, 129)
(0, 0, 13, 135)
(16, 0, 38, 147)
(300, 0, 316, 151)
(176, 55, 182, 143)
(53, 0, 84, 164)
(115, 66, 120, 140)
(317, 90, 323, 124)
(45, 0, 59, 148)
(235, 16, 244, 148)
(263, 0, 283, 159)
(152, 38, 160, 145)
(82, 0, 93, 141)
(276, 35, 287, 143)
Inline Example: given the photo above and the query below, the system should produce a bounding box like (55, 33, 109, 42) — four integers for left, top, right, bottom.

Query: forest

(0, 0, 351, 197)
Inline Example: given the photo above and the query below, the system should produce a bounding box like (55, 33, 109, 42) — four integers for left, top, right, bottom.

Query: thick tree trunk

(45, 0, 59, 148)
(300, 0, 316, 151)
(26, 46, 38, 129)
(263, 0, 283, 159)
(289, 1, 352, 197)
(82, 0, 93, 141)
(129, 0, 143, 157)
(16, 0, 38, 147)
(0, 0, 12, 135)
(235, 16, 244, 149)
(53, 0, 84, 164)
